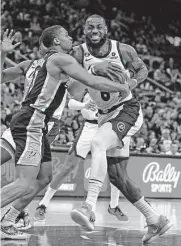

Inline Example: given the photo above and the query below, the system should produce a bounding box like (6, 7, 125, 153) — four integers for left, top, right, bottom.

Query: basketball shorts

(10, 106, 51, 166)
(1, 128, 16, 152)
(69, 121, 98, 159)
(107, 98, 143, 157)
(1, 117, 61, 158)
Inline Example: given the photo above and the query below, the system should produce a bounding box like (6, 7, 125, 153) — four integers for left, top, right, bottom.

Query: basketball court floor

(1, 197, 181, 246)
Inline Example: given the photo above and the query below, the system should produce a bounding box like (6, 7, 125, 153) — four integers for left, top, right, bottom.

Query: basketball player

(0, 39, 68, 231)
(34, 91, 128, 222)
(69, 15, 172, 244)
(0, 27, 129, 240)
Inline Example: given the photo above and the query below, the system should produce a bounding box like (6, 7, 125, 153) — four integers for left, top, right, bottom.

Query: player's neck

(47, 46, 68, 54)
(87, 39, 111, 58)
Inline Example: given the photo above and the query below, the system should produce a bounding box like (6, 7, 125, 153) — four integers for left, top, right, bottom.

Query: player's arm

(67, 78, 86, 101)
(67, 79, 97, 111)
(1, 60, 32, 84)
(1, 29, 31, 83)
(69, 45, 84, 65)
(47, 53, 129, 93)
(119, 43, 148, 85)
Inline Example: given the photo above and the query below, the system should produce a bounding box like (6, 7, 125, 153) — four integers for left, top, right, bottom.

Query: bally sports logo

(142, 162, 180, 193)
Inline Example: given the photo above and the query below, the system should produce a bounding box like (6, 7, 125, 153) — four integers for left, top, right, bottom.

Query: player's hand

(93, 61, 124, 75)
(93, 61, 128, 83)
(0, 29, 20, 53)
(85, 100, 97, 111)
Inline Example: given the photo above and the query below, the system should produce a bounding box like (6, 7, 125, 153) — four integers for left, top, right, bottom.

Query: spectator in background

(135, 137, 146, 153)
(1, 108, 8, 133)
(1, 11, 13, 31)
(29, 46, 41, 60)
(30, 16, 42, 34)
(171, 141, 181, 155)
(152, 61, 170, 86)
(145, 138, 158, 154)
(135, 37, 148, 55)
(160, 128, 172, 154)
(173, 91, 181, 105)
(53, 131, 67, 146)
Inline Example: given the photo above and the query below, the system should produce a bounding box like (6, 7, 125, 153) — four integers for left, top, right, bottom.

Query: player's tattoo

(128, 59, 148, 83)
(126, 55, 148, 83)
(126, 51, 134, 61)
(134, 65, 148, 83)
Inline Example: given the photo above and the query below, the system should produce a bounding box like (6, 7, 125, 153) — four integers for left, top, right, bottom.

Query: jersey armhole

(116, 41, 127, 68)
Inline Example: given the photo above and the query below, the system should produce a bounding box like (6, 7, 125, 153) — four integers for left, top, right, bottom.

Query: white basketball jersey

(81, 92, 98, 121)
(81, 40, 132, 112)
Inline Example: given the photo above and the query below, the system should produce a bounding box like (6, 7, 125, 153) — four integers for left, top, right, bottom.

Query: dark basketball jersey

(22, 51, 68, 118)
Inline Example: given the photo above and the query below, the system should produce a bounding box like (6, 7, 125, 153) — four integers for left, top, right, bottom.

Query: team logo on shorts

(117, 122, 125, 132)
(22, 149, 40, 164)
(112, 52, 116, 56)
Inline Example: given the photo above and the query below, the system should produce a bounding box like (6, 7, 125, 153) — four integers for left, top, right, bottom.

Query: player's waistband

(85, 119, 98, 124)
(98, 99, 133, 115)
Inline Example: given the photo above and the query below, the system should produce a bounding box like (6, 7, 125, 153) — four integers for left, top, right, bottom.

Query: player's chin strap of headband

(98, 98, 132, 115)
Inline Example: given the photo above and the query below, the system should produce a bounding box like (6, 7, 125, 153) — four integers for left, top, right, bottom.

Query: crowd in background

(1, 0, 181, 155)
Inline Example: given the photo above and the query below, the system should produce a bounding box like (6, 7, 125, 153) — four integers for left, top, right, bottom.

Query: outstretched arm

(1, 29, 31, 83)
(1, 60, 32, 83)
(1, 30, 20, 69)
(47, 53, 129, 93)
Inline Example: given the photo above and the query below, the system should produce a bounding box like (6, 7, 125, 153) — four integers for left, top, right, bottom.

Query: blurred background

(1, 0, 181, 155)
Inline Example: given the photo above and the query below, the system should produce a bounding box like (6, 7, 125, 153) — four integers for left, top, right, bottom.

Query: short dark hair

(86, 14, 106, 25)
(40, 25, 63, 48)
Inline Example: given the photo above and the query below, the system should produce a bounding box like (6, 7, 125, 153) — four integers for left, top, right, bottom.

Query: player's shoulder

(117, 42, 136, 53)
(48, 52, 75, 65)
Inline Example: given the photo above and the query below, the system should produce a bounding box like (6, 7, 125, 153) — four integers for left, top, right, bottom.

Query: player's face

(56, 28, 73, 52)
(84, 17, 107, 48)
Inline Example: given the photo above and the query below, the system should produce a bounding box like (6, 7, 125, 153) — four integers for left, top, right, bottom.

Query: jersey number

(100, 92, 110, 101)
